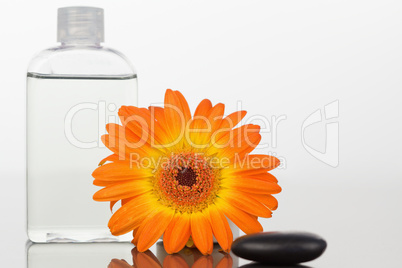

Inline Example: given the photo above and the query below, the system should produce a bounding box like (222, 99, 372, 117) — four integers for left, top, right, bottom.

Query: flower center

(154, 152, 219, 213)
(176, 167, 197, 187)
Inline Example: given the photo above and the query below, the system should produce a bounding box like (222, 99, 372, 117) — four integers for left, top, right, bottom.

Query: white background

(1, 0, 402, 267)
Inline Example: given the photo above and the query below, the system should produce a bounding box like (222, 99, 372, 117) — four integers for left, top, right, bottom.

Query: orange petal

(219, 190, 272, 218)
(119, 106, 169, 147)
(131, 227, 140, 246)
(195, 103, 225, 146)
(164, 89, 186, 148)
(223, 155, 280, 175)
(209, 124, 261, 157)
(148, 106, 171, 144)
(93, 180, 152, 201)
(101, 133, 155, 163)
(175, 90, 191, 126)
(227, 133, 261, 161)
(110, 200, 118, 212)
(188, 99, 213, 148)
(108, 194, 157, 235)
(136, 207, 175, 252)
(206, 204, 232, 252)
(191, 211, 213, 255)
(246, 173, 278, 183)
(149, 106, 166, 126)
(163, 213, 191, 254)
(99, 154, 120, 166)
(221, 177, 281, 195)
(207, 103, 225, 132)
(121, 196, 135, 206)
(92, 162, 153, 182)
(105, 123, 163, 160)
(193, 99, 212, 119)
(212, 111, 247, 143)
(93, 179, 128, 187)
(118, 106, 153, 143)
(252, 194, 279, 211)
(219, 111, 247, 130)
(216, 198, 263, 234)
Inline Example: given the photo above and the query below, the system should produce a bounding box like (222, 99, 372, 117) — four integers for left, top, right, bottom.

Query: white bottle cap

(57, 6, 104, 44)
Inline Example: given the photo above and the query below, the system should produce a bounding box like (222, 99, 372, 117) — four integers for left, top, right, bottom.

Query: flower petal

(207, 103, 225, 132)
(206, 204, 233, 252)
(191, 211, 214, 255)
(221, 177, 281, 195)
(188, 99, 213, 148)
(93, 180, 152, 201)
(136, 207, 175, 252)
(194, 99, 212, 118)
(104, 123, 163, 161)
(108, 193, 157, 235)
(163, 213, 191, 254)
(93, 179, 127, 187)
(252, 194, 279, 211)
(219, 190, 272, 218)
(209, 124, 261, 158)
(175, 90, 192, 126)
(222, 155, 280, 176)
(120, 106, 172, 148)
(219, 111, 247, 130)
(110, 200, 118, 212)
(247, 172, 278, 183)
(131, 227, 140, 246)
(164, 89, 186, 148)
(216, 198, 263, 234)
(99, 154, 120, 166)
(92, 162, 153, 182)
(212, 111, 247, 143)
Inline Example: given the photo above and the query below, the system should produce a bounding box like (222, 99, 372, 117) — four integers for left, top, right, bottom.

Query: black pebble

(231, 231, 327, 265)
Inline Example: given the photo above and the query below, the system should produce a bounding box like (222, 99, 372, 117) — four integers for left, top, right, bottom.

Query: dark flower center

(156, 152, 217, 213)
(176, 167, 197, 187)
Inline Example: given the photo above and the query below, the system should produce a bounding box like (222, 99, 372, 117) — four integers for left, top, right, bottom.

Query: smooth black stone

(232, 232, 327, 265)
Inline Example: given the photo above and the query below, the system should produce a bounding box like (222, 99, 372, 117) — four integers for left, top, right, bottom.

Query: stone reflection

(108, 242, 238, 268)
(240, 263, 312, 268)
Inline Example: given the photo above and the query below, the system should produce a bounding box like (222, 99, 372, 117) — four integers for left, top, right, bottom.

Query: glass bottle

(27, 6, 137, 242)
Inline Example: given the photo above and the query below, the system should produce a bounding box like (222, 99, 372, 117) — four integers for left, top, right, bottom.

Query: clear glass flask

(27, 6, 137, 242)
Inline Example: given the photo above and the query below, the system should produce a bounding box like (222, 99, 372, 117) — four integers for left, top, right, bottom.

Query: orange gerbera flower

(93, 89, 281, 255)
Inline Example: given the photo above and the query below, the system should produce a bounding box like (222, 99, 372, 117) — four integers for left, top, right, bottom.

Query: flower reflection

(108, 243, 235, 268)
(109, 259, 133, 268)
(109, 248, 162, 268)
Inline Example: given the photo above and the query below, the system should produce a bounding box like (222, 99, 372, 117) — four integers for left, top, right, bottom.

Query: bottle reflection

(27, 242, 134, 268)
(27, 242, 237, 268)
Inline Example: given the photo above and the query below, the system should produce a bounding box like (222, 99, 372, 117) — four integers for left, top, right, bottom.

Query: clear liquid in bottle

(27, 7, 137, 242)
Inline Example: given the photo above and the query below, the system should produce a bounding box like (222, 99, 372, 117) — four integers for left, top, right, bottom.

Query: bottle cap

(57, 6, 104, 44)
